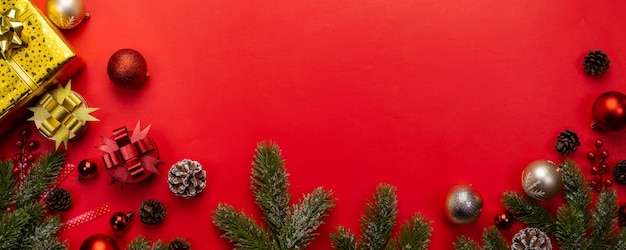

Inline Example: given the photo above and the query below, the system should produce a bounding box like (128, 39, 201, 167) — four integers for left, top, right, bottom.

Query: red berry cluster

(11, 128, 39, 181)
(587, 139, 613, 191)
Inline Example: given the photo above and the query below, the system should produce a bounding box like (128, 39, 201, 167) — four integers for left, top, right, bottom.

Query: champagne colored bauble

(46, 0, 89, 29)
(445, 184, 483, 224)
(79, 234, 120, 250)
(521, 160, 562, 200)
(591, 91, 626, 131)
(107, 49, 149, 89)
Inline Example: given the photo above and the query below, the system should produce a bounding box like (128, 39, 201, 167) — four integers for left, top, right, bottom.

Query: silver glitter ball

(446, 184, 483, 224)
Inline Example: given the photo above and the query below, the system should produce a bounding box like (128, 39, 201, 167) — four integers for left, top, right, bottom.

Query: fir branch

(213, 203, 274, 249)
(251, 141, 290, 241)
(127, 235, 168, 250)
(0, 160, 16, 213)
(360, 184, 398, 250)
(280, 187, 335, 249)
(559, 160, 591, 215)
(16, 151, 65, 207)
(555, 206, 586, 249)
(589, 190, 618, 249)
(0, 209, 30, 250)
(452, 237, 480, 250)
(214, 142, 334, 249)
(387, 214, 432, 250)
(481, 227, 508, 250)
(330, 227, 358, 250)
(610, 229, 626, 250)
(502, 191, 556, 234)
(21, 216, 66, 250)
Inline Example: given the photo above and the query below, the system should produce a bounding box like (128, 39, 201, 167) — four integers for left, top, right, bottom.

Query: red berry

(15, 139, 24, 149)
(590, 179, 599, 188)
(25, 154, 35, 163)
(587, 152, 597, 161)
(20, 128, 30, 137)
(600, 150, 610, 159)
(12, 153, 21, 163)
(595, 139, 604, 148)
(601, 163, 610, 173)
(591, 166, 600, 175)
(11, 166, 20, 175)
(27, 140, 39, 151)
(605, 179, 614, 187)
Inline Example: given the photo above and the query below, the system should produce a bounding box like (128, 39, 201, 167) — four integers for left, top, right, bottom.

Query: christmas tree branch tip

(331, 183, 432, 250)
(213, 141, 334, 249)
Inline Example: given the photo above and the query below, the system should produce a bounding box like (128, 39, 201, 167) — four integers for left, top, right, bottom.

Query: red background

(2, 0, 626, 249)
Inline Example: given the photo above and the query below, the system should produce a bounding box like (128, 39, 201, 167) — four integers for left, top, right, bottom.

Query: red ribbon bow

(98, 121, 161, 183)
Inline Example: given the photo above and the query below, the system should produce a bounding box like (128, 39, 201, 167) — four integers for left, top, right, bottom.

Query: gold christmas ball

(46, 0, 88, 29)
(445, 184, 483, 224)
(521, 160, 562, 200)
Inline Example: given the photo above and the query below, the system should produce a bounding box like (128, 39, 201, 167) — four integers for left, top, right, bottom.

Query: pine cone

(168, 238, 191, 250)
(511, 227, 552, 250)
(46, 188, 72, 212)
(138, 199, 167, 225)
(168, 159, 206, 198)
(554, 130, 581, 154)
(583, 50, 610, 76)
(613, 160, 626, 184)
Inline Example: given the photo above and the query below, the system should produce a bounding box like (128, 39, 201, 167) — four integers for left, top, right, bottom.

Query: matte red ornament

(79, 234, 120, 250)
(591, 91, 626, 131)
(494, 211, 515, 230)
(78, 159, 98, 182)
(107, 49, 149, 88)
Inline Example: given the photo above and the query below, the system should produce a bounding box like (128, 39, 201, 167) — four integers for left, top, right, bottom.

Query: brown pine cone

(583, 49, 610, 76)
(168, 159, 206, 198)
(554, 130, 580, 154)
(138, 199, 167, 225)
(168, 238, 191, 250)
(614, 160, 626, 184)
(46, 188, 72, 212)
(511, 227, 552, 250)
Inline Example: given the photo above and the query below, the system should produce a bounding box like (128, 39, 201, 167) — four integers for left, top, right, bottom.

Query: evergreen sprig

(499, 160, 625, 249)
(452, 227, 507, 250)
(330, 184, 432, 250)
(0, 151, 67, 250)
(127, 235, 168, 250)
(213, 141, 335, 249)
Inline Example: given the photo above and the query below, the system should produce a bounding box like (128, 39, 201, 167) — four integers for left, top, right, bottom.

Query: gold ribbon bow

(0, 8, 25, 61)
(29, 81, 99, 149)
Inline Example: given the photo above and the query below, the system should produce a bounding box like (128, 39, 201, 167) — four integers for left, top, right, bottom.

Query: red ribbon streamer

(60, 204, 110, 232)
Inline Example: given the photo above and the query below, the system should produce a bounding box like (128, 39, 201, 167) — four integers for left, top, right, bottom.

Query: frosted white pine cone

(511, 227, 552, 250)
(168, 159, 206, 198)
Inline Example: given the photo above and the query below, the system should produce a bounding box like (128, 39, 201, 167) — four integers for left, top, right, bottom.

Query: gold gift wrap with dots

(0, 0, 84, 135)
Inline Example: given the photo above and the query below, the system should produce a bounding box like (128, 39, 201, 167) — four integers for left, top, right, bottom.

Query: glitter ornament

(445, 184, 483, 224)
(521, 160, 562, 200)
(107, 49, 149, 88)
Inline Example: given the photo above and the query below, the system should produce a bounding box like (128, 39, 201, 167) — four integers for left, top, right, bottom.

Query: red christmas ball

(107, 49, 149, 88)
(80, 234, 120, 250)
(592, 91, 626, 131)
(110, 212, 133, 231)
(494, 211, 515, 230)
(78, 159, 98, 182)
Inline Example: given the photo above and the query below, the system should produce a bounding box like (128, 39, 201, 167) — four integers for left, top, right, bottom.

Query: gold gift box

(0, 0, 85, 136)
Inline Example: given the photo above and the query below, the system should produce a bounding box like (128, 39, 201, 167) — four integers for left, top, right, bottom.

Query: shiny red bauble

(592, 91, 626, 131)
(78, 159, 98, 182)
(79, 234, 120, 250)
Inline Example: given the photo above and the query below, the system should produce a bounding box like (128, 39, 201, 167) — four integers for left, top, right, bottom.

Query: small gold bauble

(46, 0, 88, 29)
(445, 184, 483, 224)
(521, 160, 562, 200)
